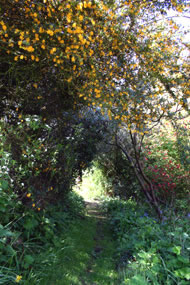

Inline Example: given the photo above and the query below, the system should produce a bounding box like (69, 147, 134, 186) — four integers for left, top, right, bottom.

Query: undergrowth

(0, 182, 85, 284)
(103, 198, 190, 285)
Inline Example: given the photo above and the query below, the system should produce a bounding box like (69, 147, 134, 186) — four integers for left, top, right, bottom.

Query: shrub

(143, 119, 190, 206)
(104, 198, 190, 284)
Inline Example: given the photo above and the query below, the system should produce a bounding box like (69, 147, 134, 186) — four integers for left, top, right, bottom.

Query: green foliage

(143, 119, 190, 205)
(173, 118, 190, 170)
(74, 160, 111, 200)
(0, 180, 86, 284)
(104, 198, 190, 284)
(64, 191, 86, 217)
(0, 107, 106, 210)
(95, 144, 140, 200)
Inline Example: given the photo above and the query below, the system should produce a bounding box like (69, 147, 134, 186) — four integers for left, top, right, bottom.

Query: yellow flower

(39, 27, 44, 33)
(26, 193, 31, 198)
(41, 44, 45, 49)
(88, 2, 92, 8)
(15, 275, 22, 283)
(47, 29, 54, 36)
(27, 46, 34, 52)
(67, 28, 72, 33)
(2, 24, 7, 31)
(89, 49, 94, 56)
(77, 3, 83, 10)
(79, 15, 83, 21)
(50, 47, 56, 54)
(66, 14, 72, 23)
(32, 203, 35, 207)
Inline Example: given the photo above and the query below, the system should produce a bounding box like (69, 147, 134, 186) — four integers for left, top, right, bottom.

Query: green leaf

(0, 205, 6, 212)
(0, 224, 14, 237)
(0, 180, 9, 190)
(177, 256, 190, 265)
(174, 267, 190, 280)
(6, 245, 16, 256)
(128, 275, 149, 285)
(138, 251, 151, 260)
(23, 255, 34, 268)
(171, 246, 181, 255)
(23, 218, 38, 230)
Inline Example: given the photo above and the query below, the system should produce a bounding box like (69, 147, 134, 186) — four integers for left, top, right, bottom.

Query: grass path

(39, 200, 119, 285)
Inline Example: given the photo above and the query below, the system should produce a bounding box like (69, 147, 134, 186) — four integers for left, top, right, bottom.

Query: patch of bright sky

(167, 9, 190, 43)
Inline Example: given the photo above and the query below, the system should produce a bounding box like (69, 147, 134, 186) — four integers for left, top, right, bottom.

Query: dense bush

(0, 176, 86, 285)
(95, 147, 140, 200)
(104, 198, 190, 284)
(0, 107, 106, 209)
(143, 118, 190, 206)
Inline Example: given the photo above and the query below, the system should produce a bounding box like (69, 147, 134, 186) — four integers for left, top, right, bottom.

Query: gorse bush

(104, 198, 190, 284)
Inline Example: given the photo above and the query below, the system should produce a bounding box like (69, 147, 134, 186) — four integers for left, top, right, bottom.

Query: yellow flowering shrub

(0, 0, 189, 133)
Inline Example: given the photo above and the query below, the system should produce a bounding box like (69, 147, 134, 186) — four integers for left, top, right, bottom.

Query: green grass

(24, 201, 120, 285)
(83, 219, 118, 285)
(37, 216, 96, 285)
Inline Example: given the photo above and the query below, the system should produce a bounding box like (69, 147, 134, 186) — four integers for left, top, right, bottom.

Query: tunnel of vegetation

(0, 0, 189, 283)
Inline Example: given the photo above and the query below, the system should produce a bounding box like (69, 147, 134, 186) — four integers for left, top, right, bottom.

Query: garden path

(39, 199, 119, 285)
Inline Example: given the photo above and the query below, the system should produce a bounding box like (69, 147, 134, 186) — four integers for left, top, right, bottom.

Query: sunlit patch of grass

(74, 164, 109, 201)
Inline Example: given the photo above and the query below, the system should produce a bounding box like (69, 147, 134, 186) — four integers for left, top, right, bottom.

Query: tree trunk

(116, 141, 163, 221)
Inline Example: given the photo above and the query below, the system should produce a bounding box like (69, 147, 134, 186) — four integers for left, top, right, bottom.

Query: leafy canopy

(0, 0, 189, 131)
